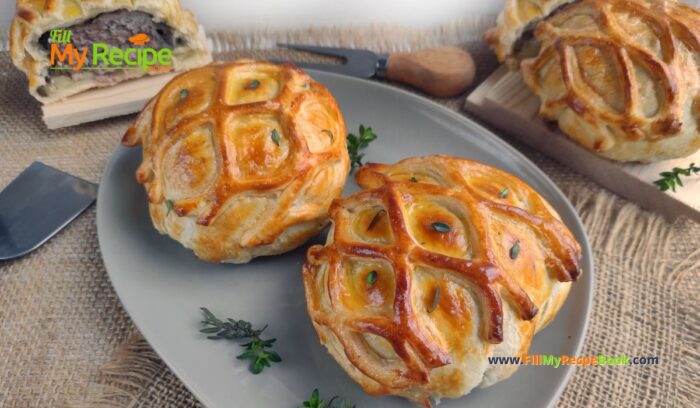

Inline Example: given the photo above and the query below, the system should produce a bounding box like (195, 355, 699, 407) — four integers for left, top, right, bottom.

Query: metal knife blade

(0, 162, 98, 261)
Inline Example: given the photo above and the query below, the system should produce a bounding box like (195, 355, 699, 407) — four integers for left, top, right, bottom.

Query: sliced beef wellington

(11, 0, 211, 103)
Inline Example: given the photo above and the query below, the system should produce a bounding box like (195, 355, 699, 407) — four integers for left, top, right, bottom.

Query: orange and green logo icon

(48, 29, 173, 72)
(128, 33, 151, 46)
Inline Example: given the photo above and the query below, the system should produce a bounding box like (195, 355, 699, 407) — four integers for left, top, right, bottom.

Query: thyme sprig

(299, 389, 355, 408)
(653, 163, 700, 192)
(199, 307, 281, 374)
(237, 337, 281, 374)
(347, 124, 378, 170)
(200, 307, 265, 339)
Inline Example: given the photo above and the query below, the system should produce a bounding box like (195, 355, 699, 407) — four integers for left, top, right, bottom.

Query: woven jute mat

(0, 19, 698, 408)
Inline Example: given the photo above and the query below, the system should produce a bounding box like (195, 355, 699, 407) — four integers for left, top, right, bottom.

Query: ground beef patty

(40, 10, 181, 75)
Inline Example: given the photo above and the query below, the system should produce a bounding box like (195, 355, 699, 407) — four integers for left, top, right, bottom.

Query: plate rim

(97, 68, 594, 408)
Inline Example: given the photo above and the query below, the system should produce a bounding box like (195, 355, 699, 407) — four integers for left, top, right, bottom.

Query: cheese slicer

(0, 162, 97, 261)
(276, 43, 476, 97)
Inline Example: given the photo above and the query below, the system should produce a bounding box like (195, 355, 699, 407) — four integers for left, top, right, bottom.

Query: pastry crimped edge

(10, 0, 212, 103)
(303, 155, 581, 406)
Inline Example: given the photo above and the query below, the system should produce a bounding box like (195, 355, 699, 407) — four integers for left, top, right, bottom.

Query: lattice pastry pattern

(123, 60, 349, 263)
(303, 156, 582, 406)
(521, 0, 700, 162)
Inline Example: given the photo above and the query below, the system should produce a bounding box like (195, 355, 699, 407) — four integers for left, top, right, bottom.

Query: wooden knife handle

(385, 47, 476, 97)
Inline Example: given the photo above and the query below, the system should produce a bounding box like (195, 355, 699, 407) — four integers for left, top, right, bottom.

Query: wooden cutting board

(42, 73, 177, 129)
(464, 65, 700, 223)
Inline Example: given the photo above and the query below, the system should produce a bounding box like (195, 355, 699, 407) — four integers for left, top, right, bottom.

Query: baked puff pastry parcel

(122, 60, 350, 263)
(11, 0, 212, 103)
(303, 156, 582, 406)
(489, 0, 700, 162)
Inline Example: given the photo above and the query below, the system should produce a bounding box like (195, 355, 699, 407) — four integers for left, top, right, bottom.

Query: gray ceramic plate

(97, 71, 593, 408)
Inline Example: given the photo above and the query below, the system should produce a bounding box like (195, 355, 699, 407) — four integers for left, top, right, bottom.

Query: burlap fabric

(0, 18, 698, 408)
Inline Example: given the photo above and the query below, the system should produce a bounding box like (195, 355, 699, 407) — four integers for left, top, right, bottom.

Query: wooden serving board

(464, 65, 700, 222)
(42, 73, 177, 129)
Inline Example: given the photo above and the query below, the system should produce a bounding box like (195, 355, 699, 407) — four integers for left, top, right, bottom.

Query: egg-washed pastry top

(303, 155, 582, 406)
(123, 60, 350, 263)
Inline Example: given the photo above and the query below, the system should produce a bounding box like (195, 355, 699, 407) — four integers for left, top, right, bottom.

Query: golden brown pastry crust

(123, 60, 350, 263)
(521, 0, 700, 162)
(485, 0, 576, 66)
(10, 0, 211, 103)
(303, 155, 581, 406)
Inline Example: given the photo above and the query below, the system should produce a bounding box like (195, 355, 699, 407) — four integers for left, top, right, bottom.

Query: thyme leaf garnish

(166, 199, 174, 215)
(510, 241, 521, 260)
(366, 270, 378, 286)
(299, 389, 355, 408)
(271, 129, 281, 146)
(653, 163, 700, 192)
(347, 124, 378, 170)
(237, 337, 281, 374)
(199, 307, 281, 374)
(245, 79, 261, 90)
(431, 222, 451, 233)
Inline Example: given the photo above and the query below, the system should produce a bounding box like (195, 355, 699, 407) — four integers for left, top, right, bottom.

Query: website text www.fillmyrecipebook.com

(488, 354, 659, 368)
